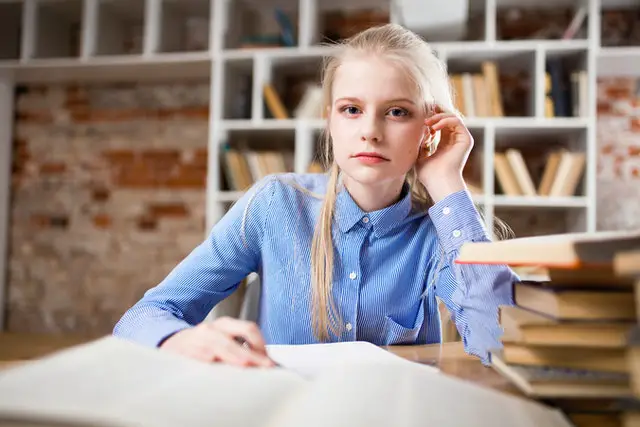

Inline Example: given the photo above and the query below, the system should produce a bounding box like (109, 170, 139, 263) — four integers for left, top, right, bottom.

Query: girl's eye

(342, 106, 361, 115)
(388, 108, 409, 117)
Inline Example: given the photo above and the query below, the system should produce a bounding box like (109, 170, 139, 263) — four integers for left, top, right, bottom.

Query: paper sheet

(266, 341, 439, 378)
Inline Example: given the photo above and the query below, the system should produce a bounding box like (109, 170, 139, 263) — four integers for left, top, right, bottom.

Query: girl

(113, 23, 516, 367)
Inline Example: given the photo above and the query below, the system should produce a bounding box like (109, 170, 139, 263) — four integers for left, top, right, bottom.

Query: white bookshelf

(0, 0, 639, 324)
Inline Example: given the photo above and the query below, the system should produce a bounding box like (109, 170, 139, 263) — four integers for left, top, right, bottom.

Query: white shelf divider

(298, 0, 317, 48)
(81, 0, 99, 59)
(143, 0, 161, 56)
(0, 72, 15, 330)
(485, 0, 497, 42)
(20, 0, 37, 61)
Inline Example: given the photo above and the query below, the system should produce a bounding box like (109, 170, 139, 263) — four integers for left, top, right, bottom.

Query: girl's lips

(353, 153, 389, 164)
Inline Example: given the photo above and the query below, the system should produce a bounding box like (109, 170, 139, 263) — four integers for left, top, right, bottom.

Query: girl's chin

(340, 167, 404, 186)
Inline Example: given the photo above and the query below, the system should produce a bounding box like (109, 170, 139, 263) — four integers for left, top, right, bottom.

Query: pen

(233, 336, 281, 367)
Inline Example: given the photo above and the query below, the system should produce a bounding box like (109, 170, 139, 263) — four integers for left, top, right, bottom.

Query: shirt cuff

(121, 315, 192, 348)
(428, 189, 489, 253)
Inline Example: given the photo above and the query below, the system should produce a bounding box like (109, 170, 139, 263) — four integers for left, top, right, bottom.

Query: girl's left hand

(416, 106, 474, 203)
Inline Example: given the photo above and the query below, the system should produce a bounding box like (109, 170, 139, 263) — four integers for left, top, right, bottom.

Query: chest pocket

(381, 294, 427, 345)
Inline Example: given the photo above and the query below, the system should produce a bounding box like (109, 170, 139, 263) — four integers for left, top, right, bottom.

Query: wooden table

(386, 342, 523, 397)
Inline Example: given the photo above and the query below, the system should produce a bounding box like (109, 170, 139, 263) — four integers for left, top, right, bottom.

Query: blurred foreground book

(0, 336, 575, 427)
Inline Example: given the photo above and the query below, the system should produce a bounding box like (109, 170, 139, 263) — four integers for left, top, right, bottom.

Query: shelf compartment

(448, 49, 536, 118)
(495, 206, 587, 240)
(495, 1, 588, 42)
(268, 55, 324, 120)
(314, 0, 389, 45)
(224, 0, 298, 50)
(158, 0, 210, 53)
(95, 0, 145, 56)
(494, 126, 587, 199)
(601, 2, 640, 48)
(33, 0, 83, 59)
(222, 57, 253, 120)
(0, 1, 23, 60)
(218, 128, 295, 192)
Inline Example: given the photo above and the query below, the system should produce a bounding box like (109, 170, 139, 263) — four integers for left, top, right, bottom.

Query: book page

(0, 336, 304, 427)
(266, 341, 439, 379)
(266, 362, 573, 427)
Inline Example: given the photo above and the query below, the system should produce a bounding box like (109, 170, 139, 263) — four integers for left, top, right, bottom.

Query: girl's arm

(428, 189, 516, 365)
(113, 176, 277, 348)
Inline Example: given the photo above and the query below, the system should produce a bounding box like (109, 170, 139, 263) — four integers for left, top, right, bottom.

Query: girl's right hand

(159, 316, 277, 368)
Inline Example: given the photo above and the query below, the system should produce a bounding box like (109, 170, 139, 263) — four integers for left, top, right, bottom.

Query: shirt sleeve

(113, 176, 278, 348)
(427, 189, 516, 365)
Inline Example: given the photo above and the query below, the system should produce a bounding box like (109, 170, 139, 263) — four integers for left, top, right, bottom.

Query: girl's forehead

(332, 57, 422, 100)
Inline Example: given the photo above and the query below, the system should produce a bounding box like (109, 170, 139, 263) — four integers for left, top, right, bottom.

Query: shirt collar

(334, 180, 415, 237)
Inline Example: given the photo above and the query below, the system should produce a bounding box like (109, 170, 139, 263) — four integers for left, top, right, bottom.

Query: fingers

(424, 112, 460, 127)
(210, 332, 275, 368)
(429, 116, 465, 131)
(213, 317, 268, 355)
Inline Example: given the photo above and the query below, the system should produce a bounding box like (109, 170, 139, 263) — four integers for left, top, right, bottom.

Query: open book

(0, 336, 573, 427)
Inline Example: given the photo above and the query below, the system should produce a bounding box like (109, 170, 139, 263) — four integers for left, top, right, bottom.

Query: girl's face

(328, 55, 428, 189)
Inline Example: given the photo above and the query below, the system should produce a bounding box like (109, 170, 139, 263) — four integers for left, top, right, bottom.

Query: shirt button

(362, 216, 369, 223)
(345, 323, 353, 331)
(452, 229, 461, 238)
(349, 271, 357, 280)
(442, 207, 451, 215)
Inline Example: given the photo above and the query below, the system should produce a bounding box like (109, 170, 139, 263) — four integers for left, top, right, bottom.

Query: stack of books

(457, 230, 640, 426)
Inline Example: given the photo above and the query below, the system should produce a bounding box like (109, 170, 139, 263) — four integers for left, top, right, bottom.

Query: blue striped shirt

(113, 173, 516, 363)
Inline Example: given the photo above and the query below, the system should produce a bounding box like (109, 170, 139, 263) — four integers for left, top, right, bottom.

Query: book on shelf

(493, 148, 585, 197)
(221, 144, 294, 191)
(546, 61, 588, 118)
(0, 336, 575, 427)
(263, 83, 289, 119)
(450, 61, 504, 118)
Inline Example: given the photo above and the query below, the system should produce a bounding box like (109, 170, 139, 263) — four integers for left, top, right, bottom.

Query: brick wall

(7, 81, 210, 335)
(596, 77, 640, 231)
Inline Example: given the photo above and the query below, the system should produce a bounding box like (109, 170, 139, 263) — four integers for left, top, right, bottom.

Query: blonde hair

(311, 23, 460, 340)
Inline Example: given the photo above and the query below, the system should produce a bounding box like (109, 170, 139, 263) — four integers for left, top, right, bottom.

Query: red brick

(631, 118, 640, 132)
(91, 187, 110, 202)
(165, 166, 207, 188)
(175, 106, 210, 119)
(92, 214, 111, 229)
(69, 107, 91, 123)
(114, 167, 157, 188)
(147, 203, 189, 218)
(597, 101, 613, 114)
(137, 215, 157, 231)
(30, 214, 50, 228)
(16, 111, 53, 124)
(606, 86, 633, 100)
(601, 144, 614, 155)
(157, 107, 209, 120)
(39, 162, 67, 174)
(191, 149, 208, 167)
(141, 149, 181, 164)
(103, 150, 136, 164)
